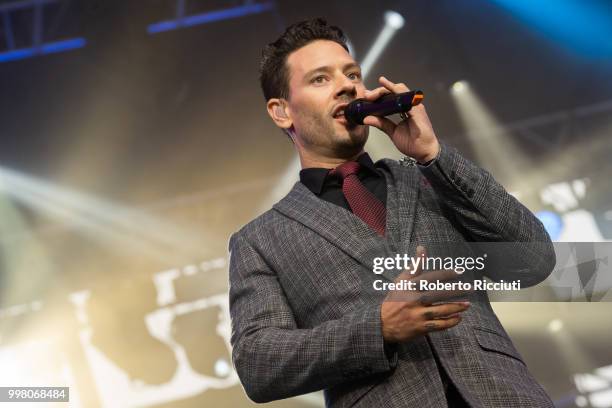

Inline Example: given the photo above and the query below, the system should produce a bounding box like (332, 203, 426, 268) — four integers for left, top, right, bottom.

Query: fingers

(421, 302, 470, 321)
(368, 77, 410, 97)
(379, 76, 410, 94)
(395, 245, 427, 277)
(395, 245, 428, 276)
(362, 115, 396, 136)
(364, 86, 391, 102)
(415, 269, 462, 284)
(394, 269, 414, 283)
(419, 299, 468, 334)
(418, 289, 472, 305)
(413, 267, 472, 303)
(362, 77, 412, 135)
(421, 314, 462, 333)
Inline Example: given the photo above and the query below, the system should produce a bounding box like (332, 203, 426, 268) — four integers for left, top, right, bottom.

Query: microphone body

(345, 90, 424, 125)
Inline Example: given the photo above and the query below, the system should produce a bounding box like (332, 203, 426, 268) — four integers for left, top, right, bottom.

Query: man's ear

(266, 98, 293, 131)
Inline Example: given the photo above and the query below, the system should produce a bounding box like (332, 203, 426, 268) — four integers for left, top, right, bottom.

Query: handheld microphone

(345, 90, 424, 126)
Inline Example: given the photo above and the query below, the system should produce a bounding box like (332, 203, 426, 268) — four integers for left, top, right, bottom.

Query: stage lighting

(548, 319, 564, 333)
(451, 80, 467, 93)
(575, 395, 588, 407)
(384, 11, 405, 30)
(450, 80, 529, 187)
(361, 11, 406, 78)
(214, 358, 231, 377)
(0, 165, 208, 263)
(491, 0, 612, 57)
(535, 210, 564, 241)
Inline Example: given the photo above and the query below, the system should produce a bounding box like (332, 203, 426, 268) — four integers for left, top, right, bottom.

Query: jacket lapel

(273, 182, 394, 281)
(273, 159, 419, 283)
(379, 159, 419, 255)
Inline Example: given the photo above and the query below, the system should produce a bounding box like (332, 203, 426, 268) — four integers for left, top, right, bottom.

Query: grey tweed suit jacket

(228, 143, 556, 407)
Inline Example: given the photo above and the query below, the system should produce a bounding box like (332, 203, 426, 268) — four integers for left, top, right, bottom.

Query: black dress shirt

(299, 152, 386, 208)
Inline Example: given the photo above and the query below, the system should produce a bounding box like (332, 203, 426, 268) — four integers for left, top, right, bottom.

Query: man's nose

(334, 75, 356, 99)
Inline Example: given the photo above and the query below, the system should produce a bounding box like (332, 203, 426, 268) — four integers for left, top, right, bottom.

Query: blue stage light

(491, 0, 612, 57)
(536, 210, 564, 240)
(0, 38, 86, 63)
(148, 2, 275, 34)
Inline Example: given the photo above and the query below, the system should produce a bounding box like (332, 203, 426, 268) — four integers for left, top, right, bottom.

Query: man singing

(228, 18, 556, 407)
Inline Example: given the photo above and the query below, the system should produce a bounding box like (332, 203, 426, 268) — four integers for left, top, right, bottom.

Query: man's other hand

(380, 246, 471, 343)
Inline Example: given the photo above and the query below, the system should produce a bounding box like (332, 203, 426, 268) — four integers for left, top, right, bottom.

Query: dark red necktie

(330, 161, 386, 236)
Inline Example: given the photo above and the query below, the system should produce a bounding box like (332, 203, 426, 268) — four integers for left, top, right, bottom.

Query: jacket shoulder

(228, 208, 285, 250)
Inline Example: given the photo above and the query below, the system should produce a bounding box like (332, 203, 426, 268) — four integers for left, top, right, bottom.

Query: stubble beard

(299, 112, 369, 159)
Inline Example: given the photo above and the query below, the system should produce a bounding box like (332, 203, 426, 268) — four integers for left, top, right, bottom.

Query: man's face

(284, 40, 369, 158)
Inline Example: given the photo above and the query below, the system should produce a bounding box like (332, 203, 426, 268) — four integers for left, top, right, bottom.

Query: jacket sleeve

(228, 232, 397, 403)
(418, 142, 556, 287)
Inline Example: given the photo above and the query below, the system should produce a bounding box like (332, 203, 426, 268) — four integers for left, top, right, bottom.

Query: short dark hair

(259, 18, 349, 101)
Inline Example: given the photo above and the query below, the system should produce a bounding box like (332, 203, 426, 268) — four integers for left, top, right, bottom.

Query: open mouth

(333, 109, 345, 119)
(332, 103, 349, 123)
(333, 113, 348, 126)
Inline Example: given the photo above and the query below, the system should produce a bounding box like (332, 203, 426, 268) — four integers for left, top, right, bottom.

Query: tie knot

(331, 161, 360, 180)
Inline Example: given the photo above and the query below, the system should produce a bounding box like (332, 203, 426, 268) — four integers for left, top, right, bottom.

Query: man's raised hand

(362, 76, 440, 164)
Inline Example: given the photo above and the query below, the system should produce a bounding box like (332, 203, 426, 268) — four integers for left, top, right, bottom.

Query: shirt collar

(299, 152, 381, 195)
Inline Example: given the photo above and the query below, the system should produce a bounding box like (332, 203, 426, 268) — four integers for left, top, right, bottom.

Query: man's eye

(312, 76, 327, 84)
(348, 72, 362, 80)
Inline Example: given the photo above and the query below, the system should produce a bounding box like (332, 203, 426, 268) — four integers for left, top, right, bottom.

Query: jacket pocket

(472, 326, 526, 365)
